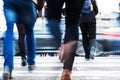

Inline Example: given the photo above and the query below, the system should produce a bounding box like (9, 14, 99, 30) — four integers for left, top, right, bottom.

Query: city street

(0, 55, 120, 80)
(0, 1, 120, 80)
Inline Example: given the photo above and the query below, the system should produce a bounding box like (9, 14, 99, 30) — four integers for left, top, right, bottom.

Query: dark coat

(80, 0, 99, 24)
(32, 0, 45, 11)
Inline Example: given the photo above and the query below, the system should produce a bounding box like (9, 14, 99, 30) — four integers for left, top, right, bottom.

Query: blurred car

(99, 27, 120, 51)
(0, 13, 120, 56)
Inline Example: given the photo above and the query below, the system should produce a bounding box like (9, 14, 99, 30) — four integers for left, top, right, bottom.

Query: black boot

(21, 57, 27, 66)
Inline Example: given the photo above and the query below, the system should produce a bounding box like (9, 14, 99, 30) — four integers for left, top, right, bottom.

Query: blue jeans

(3, 0, 36, 70)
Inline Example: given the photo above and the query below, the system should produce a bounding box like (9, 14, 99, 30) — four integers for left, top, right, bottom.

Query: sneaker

(28, 65, 36, 72)
(2, 67, 13, 80)
(21, 58, 27, 66)
(89, 46, 96, 59)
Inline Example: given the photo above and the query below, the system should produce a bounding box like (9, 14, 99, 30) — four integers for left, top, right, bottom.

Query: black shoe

(85, 58, 90, 61)
(21, 58, 27, 66)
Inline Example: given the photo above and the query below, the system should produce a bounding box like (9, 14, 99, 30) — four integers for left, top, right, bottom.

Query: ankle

(62, 69, 71, 75)
(61, 69, 72, 80)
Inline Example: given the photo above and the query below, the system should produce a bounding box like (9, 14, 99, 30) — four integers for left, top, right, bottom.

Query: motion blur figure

(2, 0, 36, 79)
(45, 0, 85, 80)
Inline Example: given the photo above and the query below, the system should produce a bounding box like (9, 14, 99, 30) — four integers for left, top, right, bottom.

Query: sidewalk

(0, 55, 120, 80)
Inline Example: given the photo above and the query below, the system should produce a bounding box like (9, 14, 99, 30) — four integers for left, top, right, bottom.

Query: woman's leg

(61, 0, 85, 80)
(80, 23, 90, 59)
(20, 1, 36, 71)
(3, 2, 17, 79)
(16, 23, 27, 66)
(88, 23, 96, 59)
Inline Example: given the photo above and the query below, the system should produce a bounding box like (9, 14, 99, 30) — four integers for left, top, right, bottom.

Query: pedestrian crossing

(0, 55, 120, 80)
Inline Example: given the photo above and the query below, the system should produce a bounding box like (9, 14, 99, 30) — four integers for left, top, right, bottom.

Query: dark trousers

(16, 24, 26, 59)
(46, 0, 85, 70)
(80, 22, 96, 58)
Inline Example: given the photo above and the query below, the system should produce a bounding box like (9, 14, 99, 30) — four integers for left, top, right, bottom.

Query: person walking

(79, 0, 99, 60)
(2, 0, 36, 79)
(16, 0, 45, 67)
(45, 0, 85, 80)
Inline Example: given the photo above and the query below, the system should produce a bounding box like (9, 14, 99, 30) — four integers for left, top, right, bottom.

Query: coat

(79, 0, 99, 24)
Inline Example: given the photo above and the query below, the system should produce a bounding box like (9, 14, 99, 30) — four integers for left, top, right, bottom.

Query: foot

(21, 58, 27, 66)
(28, 65, 36, 72)
(89, 39, 96, 60)
(85, 58, 90, 61)
(61, 69, 71, 80)
(2, 67, 13, 80)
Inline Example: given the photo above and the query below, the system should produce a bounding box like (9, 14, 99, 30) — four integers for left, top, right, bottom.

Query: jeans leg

(3, 31, 14, 70)
(3, 8, 16, 70)
(25, 28, 36, 65)
(21, 2, 36, 65)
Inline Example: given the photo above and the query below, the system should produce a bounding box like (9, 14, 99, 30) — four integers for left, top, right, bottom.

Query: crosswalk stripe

(0, 56, 120, 80)
(0, 56, 120, 63)
(0, 62, 120, 68)
(0, 70, 120, 77)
